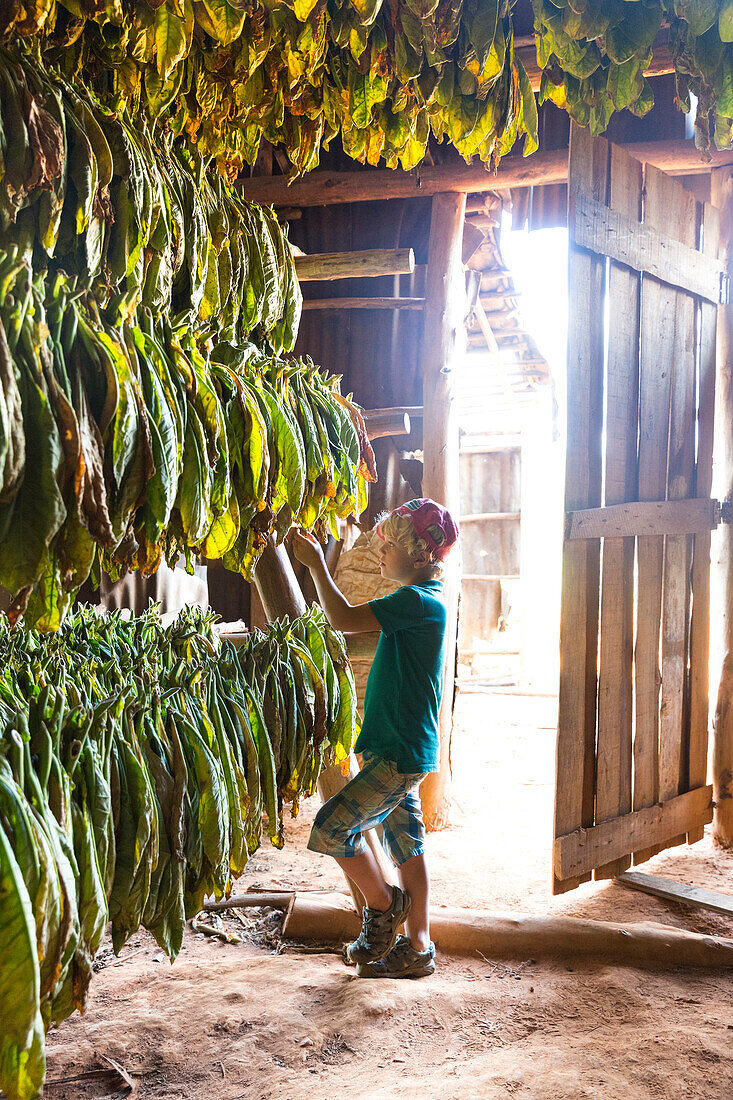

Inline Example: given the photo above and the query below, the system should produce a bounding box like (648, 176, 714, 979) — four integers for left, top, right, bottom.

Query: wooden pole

(252, 538, 393, 907)
(242, 141, 733, 208)
(295, 248, 415, 281)
(712, 167, 733, 848)
(363, 410, 411, 439)
(418, 192, 466, 832)
(282, 892, 733, 970)
(301, 297, 425, 311)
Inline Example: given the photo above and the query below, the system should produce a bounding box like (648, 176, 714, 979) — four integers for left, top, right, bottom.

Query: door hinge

(720, 500, 733, 525)
(721, 271, 730, 306)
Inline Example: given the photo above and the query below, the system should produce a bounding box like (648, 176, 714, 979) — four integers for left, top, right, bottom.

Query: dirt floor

(46, 689, 733, 1100)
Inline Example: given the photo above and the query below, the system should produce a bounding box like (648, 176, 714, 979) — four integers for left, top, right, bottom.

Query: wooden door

(553, 125, 724, 895)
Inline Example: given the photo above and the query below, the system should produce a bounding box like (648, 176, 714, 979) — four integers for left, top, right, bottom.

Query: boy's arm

(292, 531, 380, 633)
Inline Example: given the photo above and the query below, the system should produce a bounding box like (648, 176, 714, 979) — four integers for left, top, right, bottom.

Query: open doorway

(457, 198, 566, 695)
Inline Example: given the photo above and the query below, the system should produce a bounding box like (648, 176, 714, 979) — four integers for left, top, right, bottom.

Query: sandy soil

(45, 689, 733, 1100)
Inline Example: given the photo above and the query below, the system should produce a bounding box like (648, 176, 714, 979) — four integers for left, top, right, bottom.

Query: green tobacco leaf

(722, 2, 733, 42)
(347, 63, 388, 128)
(0, 362, 66, 595)
(675, 0, 718, 38)
(0, 824, 46, 1100)
(198, 0, 247, 46)
(347, 0, 383, 27)
(469, 0, 500, 69)
(155, 1, 191, 80)
(607, 56, 646, 111)
(606, 0, 662, 66)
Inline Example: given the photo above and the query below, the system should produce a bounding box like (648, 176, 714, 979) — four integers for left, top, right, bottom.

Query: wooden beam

(243, 142, 733, 208)
(473, 297, 501, 357)
(572, 191, 726, 303)
(301, 296, 424, 310)
(554, 785, 714, 881)
(366, 405, 423, 419)
(460, 511, 521, 523)
(294, 248, 415, 281)
(712, 166, 733, 849)
(566, 499, 720, 540)
(418, 192, 466, 832)
(283, 891, 733, 970)
(363, 409, 411, 439)
(616, 872, 733, 918)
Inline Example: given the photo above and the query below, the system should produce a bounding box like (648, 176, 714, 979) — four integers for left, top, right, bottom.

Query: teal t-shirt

(354, 579, 447, 773)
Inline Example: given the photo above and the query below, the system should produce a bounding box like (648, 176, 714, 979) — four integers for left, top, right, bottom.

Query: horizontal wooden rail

(363, 409, 411, 439)
(554, 785, 714, 881)
(243, 142, 733, 207)
(460, 512, 521, 523)
(572, 191, 726, 304)
(294, 248, 415, 281)
(566, 498, 720, 540)
(366, 405, 423, 419)
(302, 296, 425, 310)
(462, 573, 520, 581)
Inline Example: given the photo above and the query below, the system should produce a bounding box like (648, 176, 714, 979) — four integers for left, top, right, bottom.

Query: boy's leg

(333, 851, 392, 911)
(381, 786, 431, 951)
(308, 756, 413, 961)
(397, 852, 430, 952)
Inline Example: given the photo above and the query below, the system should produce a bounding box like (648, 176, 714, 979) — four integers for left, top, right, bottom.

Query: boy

(292, 498, 458, 979)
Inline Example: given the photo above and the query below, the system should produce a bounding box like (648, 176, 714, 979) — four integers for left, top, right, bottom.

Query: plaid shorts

(308, 752, 427, 867)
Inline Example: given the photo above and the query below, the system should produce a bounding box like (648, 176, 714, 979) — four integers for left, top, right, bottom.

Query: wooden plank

(616, 871, 733, 918)
(594, 145, 642, 881)
(554, 126, 608, 894)
(688, 202, 721, 844)
(658, 178, 698, 852)
(294, 248, 415, 281)
(710, 167, 733, 847)
(460, 512, 521, 523)
(633, 164, 679, 866)
(418, 193, 466, 832)
(241, 142, 733, 208)
(301, 297, 425, 310)
(571, 191, 724, 304)
(554, 785, 714, 880)
(567, 499, 719, 541)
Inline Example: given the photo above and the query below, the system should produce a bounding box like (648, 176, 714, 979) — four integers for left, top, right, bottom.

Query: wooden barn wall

(289, 196, 433, 520)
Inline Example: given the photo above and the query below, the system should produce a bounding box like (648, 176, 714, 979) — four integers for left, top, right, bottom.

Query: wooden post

(252, 537, 393, 907)
(418, 192, 466, 832)
(712, 167, 733, 848)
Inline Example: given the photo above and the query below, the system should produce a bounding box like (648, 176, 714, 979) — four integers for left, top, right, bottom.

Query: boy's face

(377, 534, 429, 583)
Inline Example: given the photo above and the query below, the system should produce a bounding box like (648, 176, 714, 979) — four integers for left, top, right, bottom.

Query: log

(363, 410, 410, 439)
(712, 166, 733, 849)
(242, 141, 733, 208)
(294, 248, 415, 281)
(418, 192, 466, 832)
(282, 892, 733, 969)
(252, 536, 393, 910)
(204, 892, 293, 912)
(301, 297, 425, 310)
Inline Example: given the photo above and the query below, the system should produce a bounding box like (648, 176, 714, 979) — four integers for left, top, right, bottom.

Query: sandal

(345, 885, 411, 966)
(356, 935, 436, 979)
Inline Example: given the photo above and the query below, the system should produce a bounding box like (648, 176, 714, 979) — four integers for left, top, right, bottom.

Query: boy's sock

(355, 935, 436, 979)
(346, 885, 411, 965)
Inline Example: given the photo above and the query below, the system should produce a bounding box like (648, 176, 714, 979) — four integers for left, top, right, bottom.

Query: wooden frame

(554, 126, 720, 893)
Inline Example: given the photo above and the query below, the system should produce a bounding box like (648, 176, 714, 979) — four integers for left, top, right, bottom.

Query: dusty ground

(46, 689, 733, 1100)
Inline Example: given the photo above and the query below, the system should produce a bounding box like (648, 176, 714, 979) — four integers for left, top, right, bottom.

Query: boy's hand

(292, 528, 325, 571)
